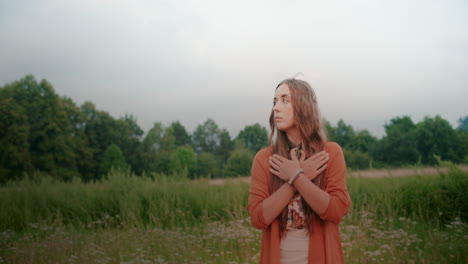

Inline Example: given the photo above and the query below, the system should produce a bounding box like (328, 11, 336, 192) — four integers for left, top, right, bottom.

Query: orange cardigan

(246, 141, 351, 264)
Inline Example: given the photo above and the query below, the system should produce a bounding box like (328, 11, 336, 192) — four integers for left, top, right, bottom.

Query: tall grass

(348, 166, 467, 225)
(0, 168, 467, 263)
(2, 167, 466, 232)
(0, 171, 249, 231)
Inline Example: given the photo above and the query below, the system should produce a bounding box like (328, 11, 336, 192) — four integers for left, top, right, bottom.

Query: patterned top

(286, 194, 306, 230)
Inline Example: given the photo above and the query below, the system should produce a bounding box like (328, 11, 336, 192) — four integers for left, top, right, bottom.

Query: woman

(246, 78, 351, 264)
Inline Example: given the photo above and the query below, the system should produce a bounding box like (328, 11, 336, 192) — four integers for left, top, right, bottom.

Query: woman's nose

(273, 103, 280, 112)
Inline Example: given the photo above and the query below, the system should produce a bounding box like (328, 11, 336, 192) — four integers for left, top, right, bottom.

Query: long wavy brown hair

(268, 78, 327, 236)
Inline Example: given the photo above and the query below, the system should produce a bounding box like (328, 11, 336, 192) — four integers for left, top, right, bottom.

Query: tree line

(0, 75, 467, 183)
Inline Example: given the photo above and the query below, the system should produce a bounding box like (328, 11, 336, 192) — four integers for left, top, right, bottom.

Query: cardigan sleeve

(246, 149, 271, 229)
(318, 142, 351, 224)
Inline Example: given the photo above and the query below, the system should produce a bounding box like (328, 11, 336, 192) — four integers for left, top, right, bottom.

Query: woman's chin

(276, 126, 289, 132)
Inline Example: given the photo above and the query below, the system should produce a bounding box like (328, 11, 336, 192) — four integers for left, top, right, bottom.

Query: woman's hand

(299, 150, 329, 181)
(269, 148, 304, 181)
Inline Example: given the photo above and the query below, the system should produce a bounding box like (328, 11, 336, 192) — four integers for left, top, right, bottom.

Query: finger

(268, 159, 281, 171)
(304, 152, 325, 167)
(314, 151, 327, 159)
(316, 164, 328, 175)
(306, 151, 326, 161)
(317, 154, 330, 165)
(273, 154, 288, 162)
(290, 148, 298, 161)
(269, 168, 280, 176)
(311, 151, 328, 163)
(299, 150, 306, 162)
(270, 155, 283, 165)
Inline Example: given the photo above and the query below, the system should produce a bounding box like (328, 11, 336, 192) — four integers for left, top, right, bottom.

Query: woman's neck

(286, 129, 301, 147)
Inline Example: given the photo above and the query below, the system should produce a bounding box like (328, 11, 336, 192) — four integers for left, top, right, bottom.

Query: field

(0, 166, 467, 264)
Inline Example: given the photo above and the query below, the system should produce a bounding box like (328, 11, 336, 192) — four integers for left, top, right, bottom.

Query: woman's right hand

(299, 150, 329, 181)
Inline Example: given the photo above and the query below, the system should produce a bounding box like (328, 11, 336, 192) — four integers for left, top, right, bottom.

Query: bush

(195, 152, 220, 178)
(343, 148, 372, 169)
(223, 149, 254, 177)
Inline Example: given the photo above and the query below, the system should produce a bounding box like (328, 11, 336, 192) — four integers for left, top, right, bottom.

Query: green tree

(323, 119, 336, 141)
(169, 146, 197, 178)
(456, 131, 468, 164)
(114, 114, 143, 174)
(0, 97, 32, 182)
(236, 123, 268, 153)
(192, 118, 223, 154)
(348, 129, 378, 153)
(217, 129, 234, 164)
(192, 119, 228, 174)
(138, 122, 175, 174)
(99, 144, 128, 177)
(223, 148, 254, 177)
(0, 76, 79, 181)
(80, 101, 120, 179)
(343, 149, 372, 170)
(333, 119, 356, 149)
(457, 116, 468, 133)
(195, 152, 220, 178)
(169, 121, 192, 147)
(376, 116, 419, 165)
(61, 97, 95, 181)
(415, 115, 460, 164)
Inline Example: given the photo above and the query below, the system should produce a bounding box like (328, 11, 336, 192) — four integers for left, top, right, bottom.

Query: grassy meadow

(0, 166, 467, 264)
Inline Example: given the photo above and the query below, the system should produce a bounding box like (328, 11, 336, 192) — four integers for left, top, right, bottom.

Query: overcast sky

(1, 0, 467, 138)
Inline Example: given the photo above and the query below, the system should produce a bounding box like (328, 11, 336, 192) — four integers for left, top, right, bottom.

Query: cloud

(1, 0, 467, 138)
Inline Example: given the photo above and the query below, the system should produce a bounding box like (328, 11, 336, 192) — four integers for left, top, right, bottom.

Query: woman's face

(273, 84, 296, 132)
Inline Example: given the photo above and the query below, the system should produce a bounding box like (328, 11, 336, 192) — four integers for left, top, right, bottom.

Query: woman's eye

(283, 98, 289, 103)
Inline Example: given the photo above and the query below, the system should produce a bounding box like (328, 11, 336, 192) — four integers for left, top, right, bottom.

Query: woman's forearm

(293, 174, 330, 215)
(262, 183, 295, 225)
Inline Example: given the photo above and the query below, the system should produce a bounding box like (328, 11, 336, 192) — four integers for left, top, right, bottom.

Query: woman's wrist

(292, 173, 308, 189)
(288, 168, 304, 186)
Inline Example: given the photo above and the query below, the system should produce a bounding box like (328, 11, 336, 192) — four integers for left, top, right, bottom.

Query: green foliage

(348, 168, 468, 225)
(0, 171, 249, 231)
(333, 119, 356, 148)
(348, 129, 378, 153)
(99, 144, 128, 177)
(1, 169, 466, 233)
(457, 116, 468, 132)
(60, 97, 95, 181)
(0, 96, 31, 182)
(415, 115, 459, 164)
(191, 119, 233, 175)
(192, 118, 222, 154)
(138, 122, 175, 174)
(114, 114, 144, 174)
(169, 146, 197, 179)
(323, 119, 335, 141)
(217, 129, 234, 164)
(343, 149, 372, 170)
(400, 168, 467, 224)
(192, 119, 233, 162)
(80, 101, 120, 179)
(223, 148, 254, 177)
(195, 152, 220, 178)
(169, 121, 192, 147)
(235, 123, 268, 153)
(455, 131, 468, 164)
(1, 75, 466, 183)
(0, 172, 466, 264)
(376, 116, 420, 165)
(0, 75, 80, 181)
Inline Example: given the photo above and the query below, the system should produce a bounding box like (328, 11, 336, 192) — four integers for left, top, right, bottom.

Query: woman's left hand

(269, 148, 304, 181)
